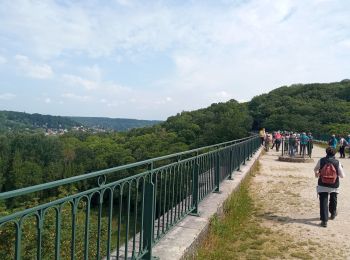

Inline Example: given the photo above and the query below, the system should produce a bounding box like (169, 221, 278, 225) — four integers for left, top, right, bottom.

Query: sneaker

(330, 212, 337, 220)
(320, 221, 327, 227)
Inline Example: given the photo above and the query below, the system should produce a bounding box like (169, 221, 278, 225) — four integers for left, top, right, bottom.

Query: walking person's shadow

(259, 212, 320, 227)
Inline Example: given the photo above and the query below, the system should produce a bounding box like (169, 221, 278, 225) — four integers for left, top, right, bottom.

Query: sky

(0, 0, 349, 120)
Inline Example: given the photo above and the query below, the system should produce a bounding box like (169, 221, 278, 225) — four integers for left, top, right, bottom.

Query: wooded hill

(249, 80, 350, 136)
(0, 110, 78, 132)
(0, 110, 161, 133)
(70, 116, 161, 131)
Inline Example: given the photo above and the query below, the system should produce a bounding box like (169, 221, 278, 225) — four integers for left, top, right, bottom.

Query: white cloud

(0, 93, 16, 100)
(63, 74, 99, 90)
(15, 55, 53, 79)
(0, 0, 350, 119)
(0, 55, 7, 64)
(61, 93, 91, 102)
(44, 98, 51, 103)
(115, 0, 134, 7)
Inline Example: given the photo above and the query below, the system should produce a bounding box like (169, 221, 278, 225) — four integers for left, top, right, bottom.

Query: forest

(249, 80, 350, 136)
(0, 110, 162, 133)
(2, 81, 350, 196)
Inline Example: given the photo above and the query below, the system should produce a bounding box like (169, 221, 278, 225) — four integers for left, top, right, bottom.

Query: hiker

(274, 131, 282, 152)
(346, 134, 350, 158)
(328, 134, 338, 149)
(264, 132, 272, 151)
(299, 132, 309, 157)
(259, 128, 266, 146)
(289, 134, 297, 157)
(307, 132, 313, 157)
(284, 132, 290, 152)
(339, 137, 348, 158)
(314, 147, 345, 227)
(295, 133, 300, 154)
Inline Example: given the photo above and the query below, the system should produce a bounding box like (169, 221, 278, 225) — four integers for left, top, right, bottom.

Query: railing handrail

(0, 134, 257, 200)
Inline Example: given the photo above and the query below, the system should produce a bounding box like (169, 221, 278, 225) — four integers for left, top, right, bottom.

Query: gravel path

(253, 145, 350, 259)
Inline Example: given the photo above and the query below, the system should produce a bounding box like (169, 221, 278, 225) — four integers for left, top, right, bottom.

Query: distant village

(44, 125, 109, 136)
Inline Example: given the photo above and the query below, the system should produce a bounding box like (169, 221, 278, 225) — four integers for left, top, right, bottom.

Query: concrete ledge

(278, 155, 314, 163)
(152, 147, 263, 260)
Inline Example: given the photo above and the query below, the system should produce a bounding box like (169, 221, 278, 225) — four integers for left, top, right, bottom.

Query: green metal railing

(0, 135, 260, 260)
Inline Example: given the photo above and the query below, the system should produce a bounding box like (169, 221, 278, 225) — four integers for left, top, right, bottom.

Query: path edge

(152, 147, 263, 260)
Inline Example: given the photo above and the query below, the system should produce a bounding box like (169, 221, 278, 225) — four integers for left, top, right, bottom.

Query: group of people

(328, 134, 350, 158)
(259, 129, 313, 157)
(259, 128, 346, 228)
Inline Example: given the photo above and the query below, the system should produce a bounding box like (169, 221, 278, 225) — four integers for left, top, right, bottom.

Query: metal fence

(0, 135, 260, 260)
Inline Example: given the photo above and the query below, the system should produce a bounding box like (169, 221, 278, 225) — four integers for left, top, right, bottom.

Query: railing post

(191, 159, 200, 216)
(143, 164, 157, 260)
(143, 181, 155, 260)
(214, 151, 220, 193)
(243, 142, 246, 165)
(237, 144, 241, 171)
(228, 149, 233, 180)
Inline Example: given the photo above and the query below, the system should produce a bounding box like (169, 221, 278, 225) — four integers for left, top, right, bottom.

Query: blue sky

(0, 0, 349, 120)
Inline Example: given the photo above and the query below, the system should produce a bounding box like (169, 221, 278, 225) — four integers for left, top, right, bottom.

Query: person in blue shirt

(328, 134, 338, 149)
(299, 132, 309, 157)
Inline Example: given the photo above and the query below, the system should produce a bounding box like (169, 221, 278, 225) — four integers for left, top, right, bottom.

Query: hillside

(0, 110, 78, 133)
(0, 111, 162, 133)
(249, 80, 350, 136)
(70, 116, 161, 131)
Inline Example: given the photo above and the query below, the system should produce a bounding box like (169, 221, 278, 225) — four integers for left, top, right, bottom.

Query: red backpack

(320, 163, 337, 184)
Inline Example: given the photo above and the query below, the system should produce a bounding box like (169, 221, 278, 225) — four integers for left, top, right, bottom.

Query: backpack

(320, 163, 337, 184)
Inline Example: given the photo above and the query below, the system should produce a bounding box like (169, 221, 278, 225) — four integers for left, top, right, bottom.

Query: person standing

(314, 147, 345, 227)
(259, 128, 266, 146)
(274, 131, 282, 152)
(299, 132, 309, 157)
(339, 137, 348, 158)
(289, 134, 296, 157)
(328, 134, 338, 149)
(346, 134, 350, 158)
(307, 132, 313, 157)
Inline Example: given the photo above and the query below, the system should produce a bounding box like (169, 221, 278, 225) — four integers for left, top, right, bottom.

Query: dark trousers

(307, 143, 313, 157)
(319, 192, 337, 222)
(275, 140, 281, 151)
(271, 140, 275, 149)
(339, 146, 345, 158)
(260, 137, 264, 145)
(300, 144, 306, 156)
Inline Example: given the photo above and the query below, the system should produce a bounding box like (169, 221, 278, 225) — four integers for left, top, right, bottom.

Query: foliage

(70, 116, 162, 131)
(249, 81, 350, 136)
(163, 100, 253, 147)
(0, 110, 79, 133)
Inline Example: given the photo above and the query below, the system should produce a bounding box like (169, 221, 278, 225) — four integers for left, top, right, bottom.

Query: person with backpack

(314, 147, 345, 227)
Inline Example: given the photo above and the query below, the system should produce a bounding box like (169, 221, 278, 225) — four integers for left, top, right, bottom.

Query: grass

(194, 164, 334, 260)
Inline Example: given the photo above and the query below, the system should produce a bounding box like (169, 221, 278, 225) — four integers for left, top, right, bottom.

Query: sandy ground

(253, 145, 350, 259)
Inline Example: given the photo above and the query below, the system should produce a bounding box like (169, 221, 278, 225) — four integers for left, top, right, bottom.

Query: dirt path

(253, 145, 350, 259)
